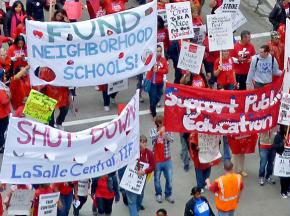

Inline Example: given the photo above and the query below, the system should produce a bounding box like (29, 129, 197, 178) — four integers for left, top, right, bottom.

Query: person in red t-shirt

(158, 15, 170, 55)
(33, 184, 54, 216)
(277, 23, 286, 45)
(0, 48, 12, 81)
(214, 49, 236, 90)
(231, 30, 256, 90)
(191, 5, 203, 26)
(102, 0, 127, 15)
(268, 31, 285, 70)
(91, 173, 120, 215)
(146, 45, 168, 118)
(52, 182, 77, 216)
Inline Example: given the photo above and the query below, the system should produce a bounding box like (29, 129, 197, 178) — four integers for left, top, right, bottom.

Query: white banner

(38, 192, 60, 216)
(278, 93, 290, 126)
(207, 13, 233, 52)
(119, 160, 148, 194)
(0, 92, 140, 184)
(27, 1, 157, 87)
(192, 25, 207, 45)
(165, 2, 194, 40)
(274, 149, 290, 177)
(108, 79, 128, 95)
(283, 19, 290, 93)
(177, 41, 205, 74)
(198, 134, 222, 163)
(7, 190, 34, 215)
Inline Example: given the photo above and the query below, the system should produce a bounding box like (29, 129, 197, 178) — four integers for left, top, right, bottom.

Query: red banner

(228, 134, 258, 154)
(164, 77, 283, 135)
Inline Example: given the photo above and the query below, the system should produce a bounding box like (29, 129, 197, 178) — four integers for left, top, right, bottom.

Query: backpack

(254, 55, 274, 72)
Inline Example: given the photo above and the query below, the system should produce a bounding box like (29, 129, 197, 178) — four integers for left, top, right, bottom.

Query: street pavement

(3, 0, 290, 215)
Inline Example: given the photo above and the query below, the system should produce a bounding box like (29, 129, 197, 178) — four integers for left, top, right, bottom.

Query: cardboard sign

(23, 89, 57, 124)
(158, 9, 167, 27)
(192, 25, 207, 45)
(165, 2, 194, 40)
(198, 134, 221, 163)
(177, 41, 205, 74)
(274, 149, 290, 177)
(220, 0, 240, 13)
(0, 92, 140, 184)
(7, 190, 34, 215)
(207, 13, 234, 52)
(64, 1, 82, 20)
(283, 19, 290, 93)
(77, 179, 90, 196)
(38, 192, 60, 216)
(278, 93, 290, 126)
(120, 161, 149, 195)
(27, 1, 157, 87)
(108, 79, 128, 95)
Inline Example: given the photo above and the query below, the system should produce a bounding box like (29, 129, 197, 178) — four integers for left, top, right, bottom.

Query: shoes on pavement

(266, 176, 276, 185)
(281, 193, 288, 199)
(104, 106, 110, 112)
(140, 205, 145, 210)
(156, 195, 162, 203)
(165, 196, 175, 204)
(259, 177, 265, 186)
(56, 124, 64, 130)
(241, 171, 248, 177)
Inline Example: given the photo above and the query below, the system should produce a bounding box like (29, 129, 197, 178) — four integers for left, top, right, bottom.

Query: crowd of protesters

(0, 0, 290, 215)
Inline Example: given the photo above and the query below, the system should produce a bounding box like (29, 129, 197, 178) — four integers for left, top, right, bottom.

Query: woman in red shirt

(91, 173, 120, 215)
(146, 45, 168, 118)
(7, 35, 27, 72)
(33, 184, 54, 216)
(0, 69, 10, 153)
(214, 49, 236, 90)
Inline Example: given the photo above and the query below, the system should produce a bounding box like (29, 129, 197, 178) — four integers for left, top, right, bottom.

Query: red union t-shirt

(231, 42, 256, 75)
(103, 0, 127, 15)
(214, 57, 235, 86)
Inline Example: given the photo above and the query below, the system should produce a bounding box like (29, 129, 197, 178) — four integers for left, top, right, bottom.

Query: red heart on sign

(107, 30, 113, 35)
(189, 45, 197, 53)
(67, 60, 74, 65)
(119, 52, 124, 59)
(33, 30, 43, 39)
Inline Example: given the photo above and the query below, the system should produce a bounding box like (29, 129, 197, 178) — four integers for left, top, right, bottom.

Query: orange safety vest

(214, 173, 242, 212)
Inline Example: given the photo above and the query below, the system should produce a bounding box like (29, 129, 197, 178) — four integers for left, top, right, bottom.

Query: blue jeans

(223, 136, 231, 162)
(154, 160, 173, 197)
(195, 167, 211, 189)
(218, 210, 235, 216)
(259, 148, 276, 178)
(149, 83, 163, 117)
(58, 192, 73, 216)
(180, 133, 189, 167)
(126, 186, 145, 216)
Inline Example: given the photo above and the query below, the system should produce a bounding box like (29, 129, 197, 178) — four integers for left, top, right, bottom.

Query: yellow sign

(23, 89, 57, 123)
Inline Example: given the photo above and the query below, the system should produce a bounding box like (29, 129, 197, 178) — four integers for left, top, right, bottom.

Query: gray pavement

(4, 0, 290, 215)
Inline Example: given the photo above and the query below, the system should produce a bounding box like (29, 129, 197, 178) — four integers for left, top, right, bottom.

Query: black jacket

(273, 133, 285, 155)
(269, 0, 290, 30)
(184, 197, 215, 216)
(26, 0, 45, 21)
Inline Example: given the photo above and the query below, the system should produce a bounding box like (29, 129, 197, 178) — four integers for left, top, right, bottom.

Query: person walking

(206, 160, 243, 216)
(184, 187, 215, 216)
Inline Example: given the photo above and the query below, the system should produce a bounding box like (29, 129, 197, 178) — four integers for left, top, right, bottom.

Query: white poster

(108, 79, 128, 95)
(7, 190, 34, 215)
(0, 92, 140, 184)
(158, 9, 167, 27)
(220, 0, 240, 13)
(207, 13, 234, 52)
(177, 41, 205, 74)
(165, 2, 194, 40)
(27, 1, 157, 87)
(278, 93, 290, 126)
(77, 179, 90, 196)
(283, 19, 290, 93)
(119, 161, 148, 195)
(274, 149, 290, 177)
(38, 192, 60, 216)
(198, 134, 222, 163)
(192, 25, 207, 45)
(231, 10, 247, 31)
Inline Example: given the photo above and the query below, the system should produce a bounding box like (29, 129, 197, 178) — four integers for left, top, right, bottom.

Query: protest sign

(283, 19, 290, 93)
(7, 190, 34, 215)
(108, 79, 128, 95)
(0, 91, 140, 184)
(198, 134, 221, 163)
(220, 0, 240, 13)
(207, 13, 234, 52)
(165, 2, 194, 40)
(227, 134, 258, 154)
(77, 179, 90, 196)
(278, 93, 290, 126)
(192, 24, 206, 45)
(120, 160, 149, 194)
(23, 89, 57, 123)
(274, 149, 290, 177)
(158, 9, 167, 26)
(27, 1, 157, 87)
(164, 76, 283, 135)
(38, 192, 60, 216)
(177, 41, 205, 74)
